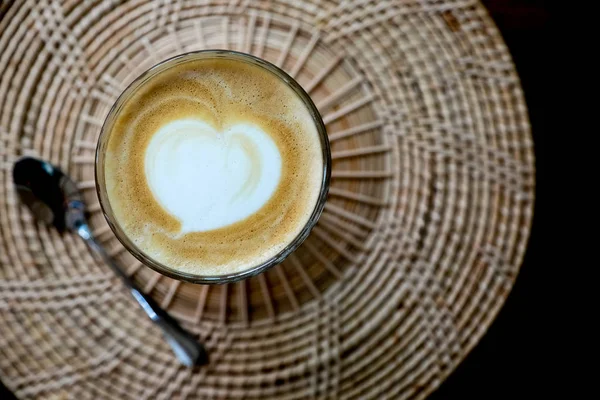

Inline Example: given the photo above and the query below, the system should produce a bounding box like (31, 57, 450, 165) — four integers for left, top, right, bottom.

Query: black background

(1, 1, 555, 398)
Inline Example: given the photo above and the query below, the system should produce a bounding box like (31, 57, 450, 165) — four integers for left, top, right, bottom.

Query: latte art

(145, 120, 282, 233)
(101, 55, 325, 276)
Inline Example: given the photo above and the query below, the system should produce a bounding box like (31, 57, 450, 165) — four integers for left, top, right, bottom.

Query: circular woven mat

(0, 1, 534, 399)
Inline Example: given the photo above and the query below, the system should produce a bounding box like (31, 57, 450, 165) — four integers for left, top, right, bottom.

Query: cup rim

(95, 50, 331, 284)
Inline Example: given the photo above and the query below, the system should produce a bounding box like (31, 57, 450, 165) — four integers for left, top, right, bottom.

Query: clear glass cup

(95, 50, 331, 284)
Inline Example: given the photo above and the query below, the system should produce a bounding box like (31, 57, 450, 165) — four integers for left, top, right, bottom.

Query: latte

(99, 53, 326, 277)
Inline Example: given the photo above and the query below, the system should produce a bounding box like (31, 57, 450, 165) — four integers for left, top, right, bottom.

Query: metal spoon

(12, 156, 208, 367)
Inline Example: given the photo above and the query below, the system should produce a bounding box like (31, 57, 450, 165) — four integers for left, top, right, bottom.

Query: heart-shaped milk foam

(144, 119, 282, 233)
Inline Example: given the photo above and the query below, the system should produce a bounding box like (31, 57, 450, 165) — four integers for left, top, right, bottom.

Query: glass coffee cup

(95, 50, 331, 284)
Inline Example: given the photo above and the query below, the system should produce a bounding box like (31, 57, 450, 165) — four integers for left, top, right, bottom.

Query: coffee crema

(103, 57, 323, 276)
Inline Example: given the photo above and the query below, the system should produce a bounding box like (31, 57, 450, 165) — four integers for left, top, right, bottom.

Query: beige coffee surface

(104, 58, 323, 276)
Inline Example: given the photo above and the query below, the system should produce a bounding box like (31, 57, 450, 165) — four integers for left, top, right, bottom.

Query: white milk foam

(144, 119, 282, 233)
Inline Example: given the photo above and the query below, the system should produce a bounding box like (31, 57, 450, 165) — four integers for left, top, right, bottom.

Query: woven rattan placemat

(0, 1, 534, 398)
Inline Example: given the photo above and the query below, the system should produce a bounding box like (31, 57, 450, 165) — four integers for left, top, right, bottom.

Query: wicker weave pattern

(0, 0, 533, 399)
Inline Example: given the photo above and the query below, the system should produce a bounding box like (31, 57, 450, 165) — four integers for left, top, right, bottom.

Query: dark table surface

(1, 1, 554, 399)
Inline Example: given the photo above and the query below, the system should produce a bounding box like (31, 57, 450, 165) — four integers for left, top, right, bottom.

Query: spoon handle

(76, 224, 208, 367)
